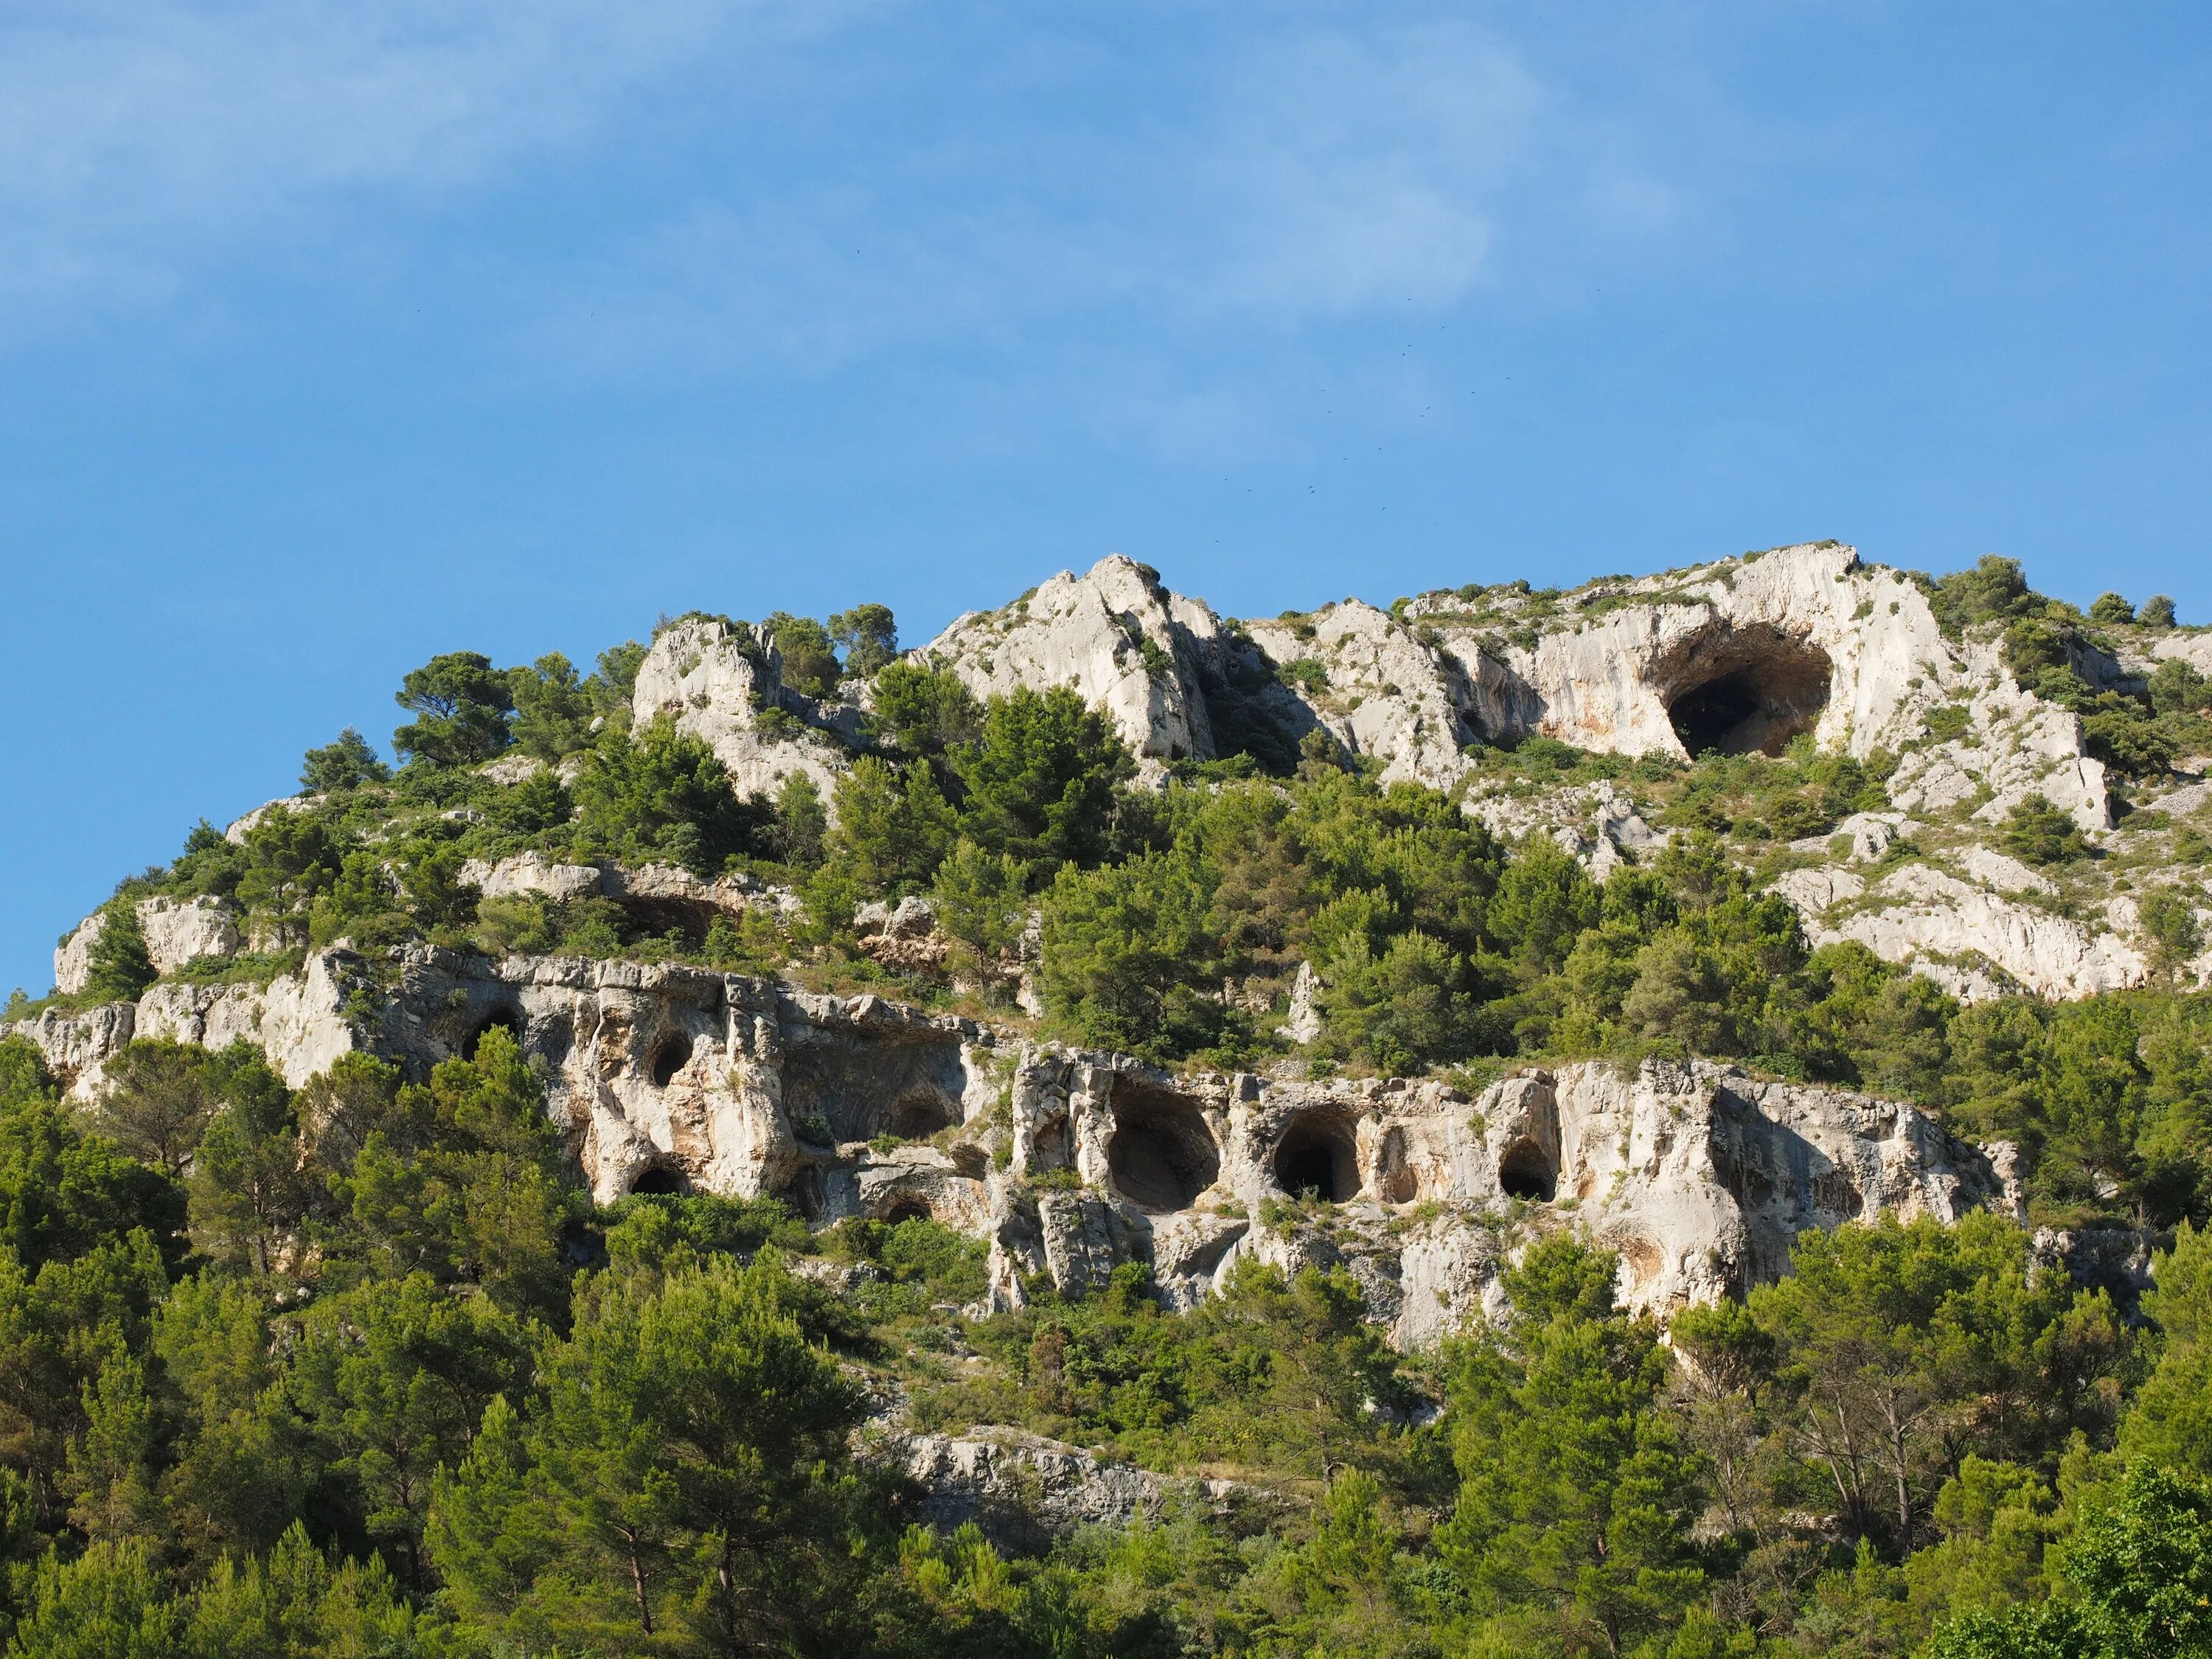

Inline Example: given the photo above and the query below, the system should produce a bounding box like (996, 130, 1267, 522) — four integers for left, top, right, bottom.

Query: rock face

(911, 542, 2170, 999)
(3, 945, 2017, 1343)
(920, 555, 1318, 780)
(883, 1427, 1252, 1550)
(55, 896, 241, 995)
(12, 539, 2199, 1349)
(630, 616, 855, 802)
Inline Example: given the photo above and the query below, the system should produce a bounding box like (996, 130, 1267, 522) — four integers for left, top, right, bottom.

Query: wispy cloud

(515, 19, 1662, 384)
(0, 5, 1693, 385)
(0, 0, 840, 322)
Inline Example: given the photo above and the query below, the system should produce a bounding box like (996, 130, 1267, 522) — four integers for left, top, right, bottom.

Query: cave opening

(1498, 1138, 1558, 1203)
(1106, 1081, 1220, 1214)
(462, 1006, 523, 1062)
(884, 1089, 956, 1141)
(648, 1032, 694, 1088)
(1273, 1111, 1360, 1203)
(1665, 631, 1834, 758)
(878, 1194, 934, 1226)
(631, 1164, 689, 1197)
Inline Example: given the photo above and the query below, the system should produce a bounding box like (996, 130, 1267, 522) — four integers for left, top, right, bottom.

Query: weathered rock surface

(909, 543, 2177, 998)
(5, 945, 2022, 1343)
(1797, 862, 2148, 1001)
(884, 1427, 1239, 1548)
(631, 616, 854, 802)
(55, 896, 242, 995)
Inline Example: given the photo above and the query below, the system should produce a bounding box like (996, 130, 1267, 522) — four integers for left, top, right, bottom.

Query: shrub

(572, 720, 767, 874)
(763, 612, 841, 699)
(508, 653, 594, 759)
(299, 728, 389, 794)
(2001, 794, 2088, 866)
(828, 604, 897, 678)
(872, 661, 981, 757)
(83, 901, 157, 1004)
(2089, 591, 2137, 625)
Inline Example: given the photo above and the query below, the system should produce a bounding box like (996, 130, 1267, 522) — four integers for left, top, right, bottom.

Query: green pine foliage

(80, 902, 156, 1005)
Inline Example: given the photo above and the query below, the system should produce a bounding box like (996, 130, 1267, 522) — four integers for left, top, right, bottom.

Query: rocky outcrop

(1432, 544, 1952, 762)
(55, 896, 241, 995)
(459, 852, 604, 905)
(973, 1045, 2011, 1335)
(1807, 863, 2148, 1001)
(630, 616, 854, 802)
(885, 1427, 1242, 1550)
(922, 557, 1231, 768)
(1243, 601, 1478, 788)
(7, 938, 2022, 1343)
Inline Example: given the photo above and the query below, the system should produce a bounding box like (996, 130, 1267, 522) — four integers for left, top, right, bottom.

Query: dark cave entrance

(879, 1194, 934, 1225)
(648, 1032, 695, 1088)
(1665, 631, 1834, 758)
(1105, 1081, 1220, 1214)
(630, 1164, 689, 1197)
(1273, 1111, 1360, 1203)
(462, 1006, 523, 1061)
(1498, 1138, 1558, 1203)
(883, 1089, 956, 1141)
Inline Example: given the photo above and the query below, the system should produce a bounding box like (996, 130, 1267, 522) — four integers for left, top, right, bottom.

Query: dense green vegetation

(5, 1024, 2212, 1656)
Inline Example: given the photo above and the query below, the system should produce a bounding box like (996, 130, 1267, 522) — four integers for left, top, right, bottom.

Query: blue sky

(4, 1, 2208, 992)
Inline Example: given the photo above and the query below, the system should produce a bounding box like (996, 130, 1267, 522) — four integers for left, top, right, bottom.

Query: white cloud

(0, 4, 1695, 379)
(513, 19, 1613, 382)
(0, 0, 842, 321)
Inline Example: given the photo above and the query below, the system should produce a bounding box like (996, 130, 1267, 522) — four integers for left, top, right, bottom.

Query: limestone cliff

(6, 942, 2022, 1343)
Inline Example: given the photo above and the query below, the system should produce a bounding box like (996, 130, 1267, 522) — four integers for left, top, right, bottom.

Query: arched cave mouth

(648, 1032, 694, 1088)
(462, 1007, 523, 1062)
(1106, 1082, 1220, 1214)
(630, 1164, 689, 1197)
(1665, 630, 1834, 759)
(1498, 1138, 1558, 1203)
(878, 1194, 935, 1226)
(1273, 1110, 1360, 1203)
(881, 1089, 956, 1141)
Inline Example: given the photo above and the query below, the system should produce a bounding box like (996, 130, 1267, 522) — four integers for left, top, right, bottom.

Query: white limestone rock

(0, 1001, 137, 1096)
(478, 754, 545, 786)
(1958, 846, 2056, 897)
(630, 616, 852, 803)
(1276, 961, 1324, 1045)
(1825, 863, 2146, 1001)
(55, 896, 242, 995)
(886, 1428, 1210, 1546)
(459, 852, 605, 905)
(225, 795, 326, 846)
(1415, 543, 1953, 762)
(1244, 600, 1476, 789)
(921, 555, 1229, 765)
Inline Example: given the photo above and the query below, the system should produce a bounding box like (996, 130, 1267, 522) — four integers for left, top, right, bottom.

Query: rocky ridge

(914, 543, 2211, 1000)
